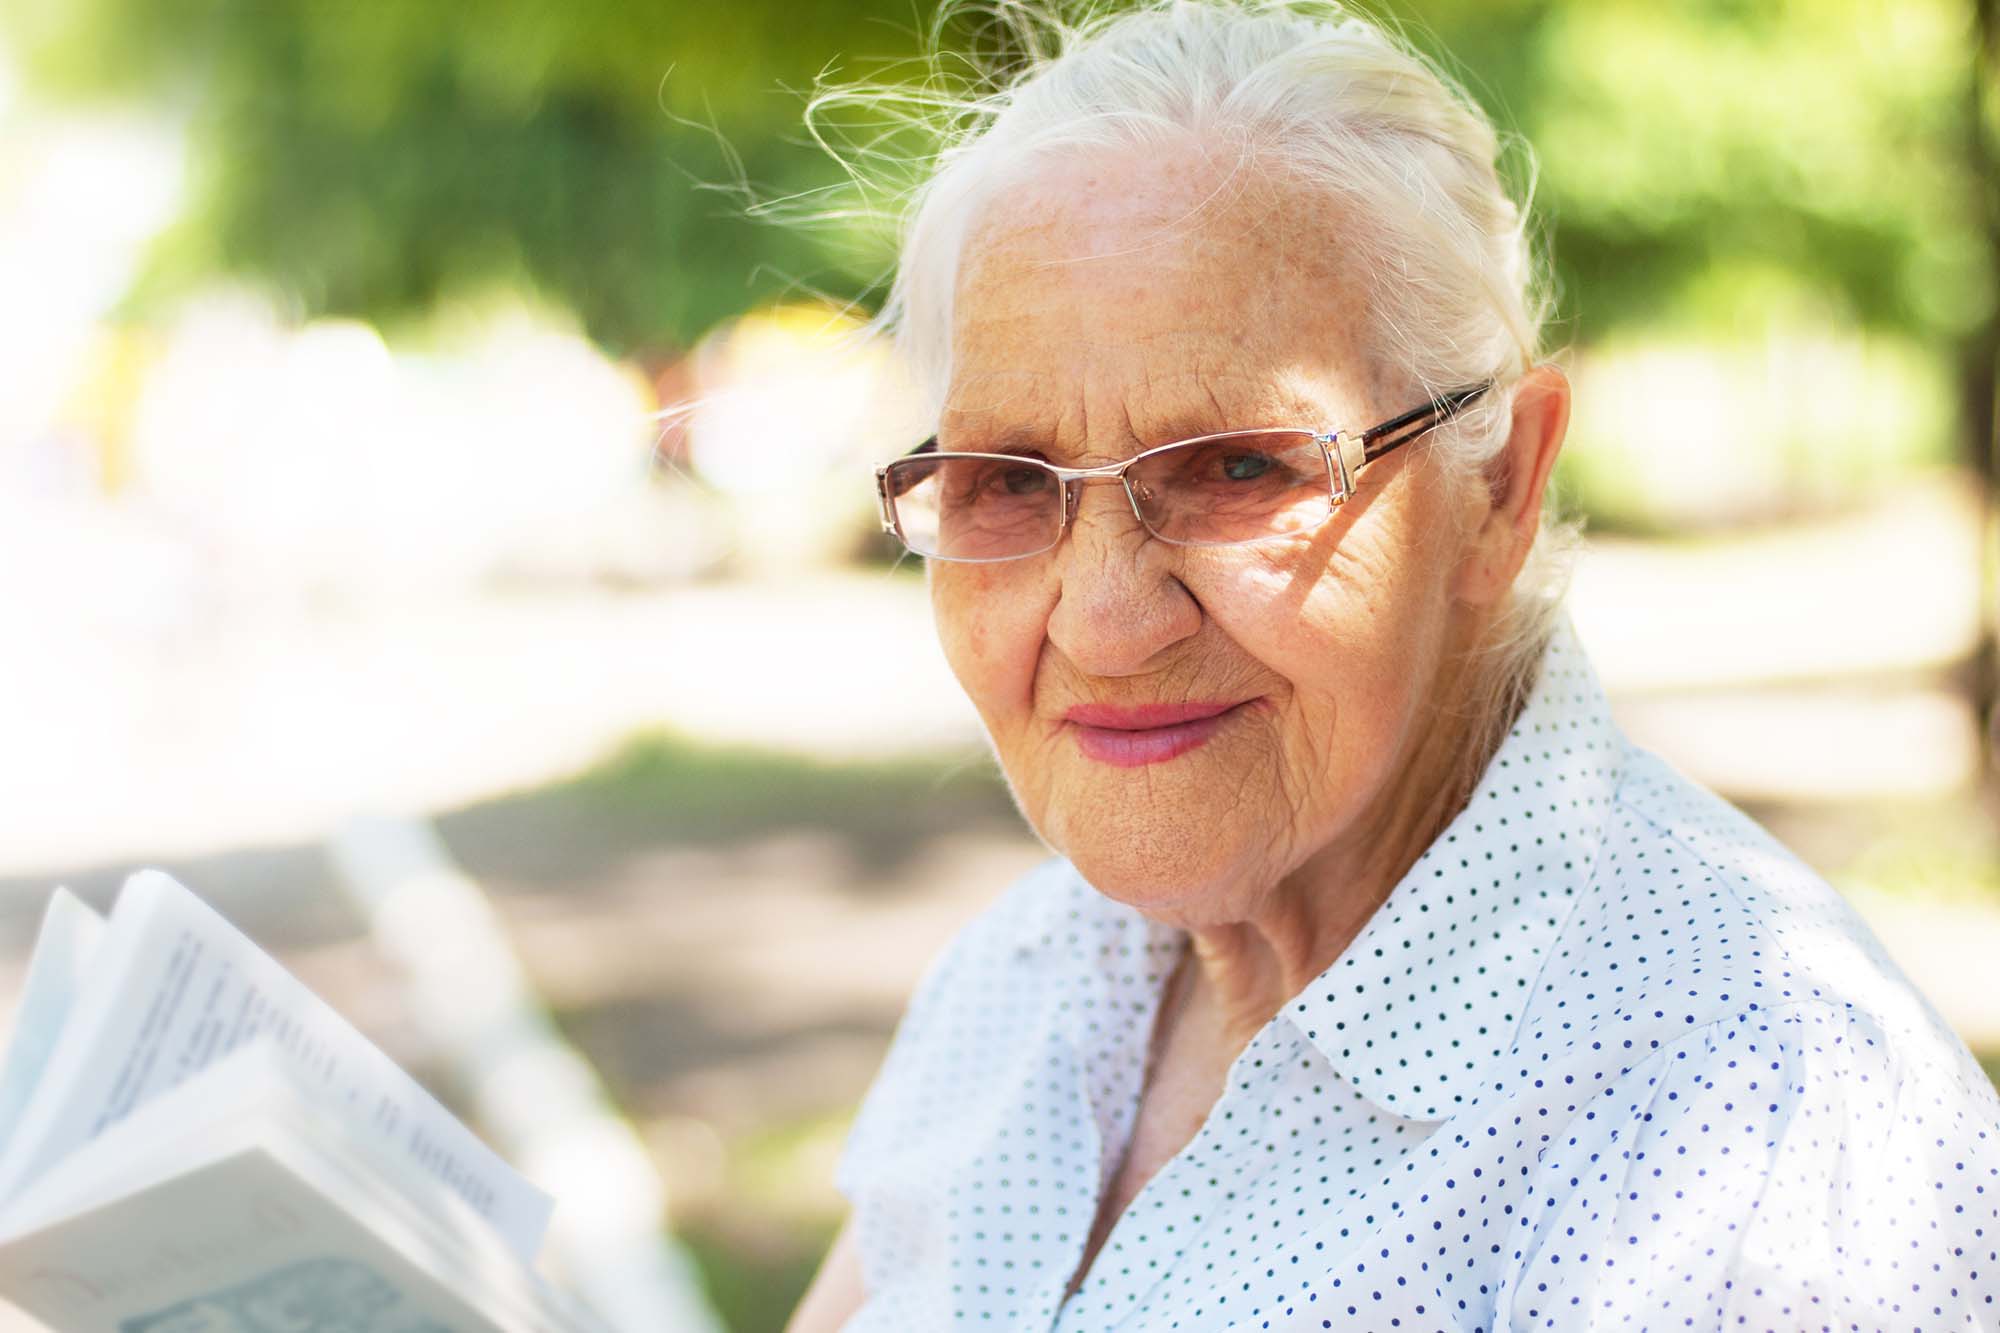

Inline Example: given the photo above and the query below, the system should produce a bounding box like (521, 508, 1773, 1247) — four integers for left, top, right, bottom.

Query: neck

(1181, 614, 1519, 1051)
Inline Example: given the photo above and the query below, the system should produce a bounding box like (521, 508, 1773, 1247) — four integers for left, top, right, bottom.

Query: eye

(996, 464, 1053, 496)
(1220, 452, 1274, 482)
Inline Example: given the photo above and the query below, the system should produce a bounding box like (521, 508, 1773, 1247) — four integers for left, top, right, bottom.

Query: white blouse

(836, 620, 2000, 1331)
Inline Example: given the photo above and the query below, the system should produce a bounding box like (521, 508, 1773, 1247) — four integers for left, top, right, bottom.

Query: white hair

(820, 0, 1576, 729)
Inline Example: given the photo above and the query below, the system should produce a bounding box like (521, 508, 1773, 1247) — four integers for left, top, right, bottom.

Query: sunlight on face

(927, 139, 1483, 927)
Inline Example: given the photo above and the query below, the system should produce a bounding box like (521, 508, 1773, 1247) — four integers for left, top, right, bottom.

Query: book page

(0, 871, 551, 1261)
(0, 1043, 608, 1333)
(0, 1138, 606, 1333)
(0, 891, 105, 1161)
(3, 1042, 395, 1237)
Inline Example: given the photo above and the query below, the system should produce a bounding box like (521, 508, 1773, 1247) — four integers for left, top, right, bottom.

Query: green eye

(1221, 453, 1273, 481)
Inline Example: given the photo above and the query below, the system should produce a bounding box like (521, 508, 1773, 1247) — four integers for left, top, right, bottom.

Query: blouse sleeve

(1497, 1001, 2000, 1331)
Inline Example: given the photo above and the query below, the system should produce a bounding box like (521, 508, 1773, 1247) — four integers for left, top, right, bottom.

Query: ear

(1453, 363, 1571, 607)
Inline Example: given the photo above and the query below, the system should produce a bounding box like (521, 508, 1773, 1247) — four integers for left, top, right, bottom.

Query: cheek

(929, 564, 1050, 726)
(1203, 521, 1437, 679)
(1192, 505, 1455, 770)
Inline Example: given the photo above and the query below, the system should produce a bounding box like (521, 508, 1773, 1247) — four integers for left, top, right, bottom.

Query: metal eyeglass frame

(874, 382, 1493, 563)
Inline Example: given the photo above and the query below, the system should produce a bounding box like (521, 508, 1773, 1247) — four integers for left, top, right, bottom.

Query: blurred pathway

(0, 569, 982, 876)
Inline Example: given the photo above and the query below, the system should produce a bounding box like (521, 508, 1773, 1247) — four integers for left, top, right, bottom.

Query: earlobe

(1454, 363, 1571, 607)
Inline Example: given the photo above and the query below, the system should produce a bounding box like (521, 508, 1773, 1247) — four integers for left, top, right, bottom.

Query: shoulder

(1526, 742, 1980, 1087)
(863, 854, 1086, 1063)
(835, 857, 1130, 1177)
(901, 855, 1103, 1008)
(897, 854, 1177, 1017)
(1483, 739, 2000, 1322)
(1500, 993, 2000, 1328)
(1527, 993, 1999, 1313)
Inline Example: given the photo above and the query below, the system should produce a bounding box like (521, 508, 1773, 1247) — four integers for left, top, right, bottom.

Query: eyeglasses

(874, 383, 1491, 563)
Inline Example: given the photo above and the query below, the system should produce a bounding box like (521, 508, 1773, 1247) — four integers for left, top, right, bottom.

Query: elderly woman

(789, 4, 2000, 1330)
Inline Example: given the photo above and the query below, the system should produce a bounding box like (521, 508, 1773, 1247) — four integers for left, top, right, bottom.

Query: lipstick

(1062, 700, 1246, 768)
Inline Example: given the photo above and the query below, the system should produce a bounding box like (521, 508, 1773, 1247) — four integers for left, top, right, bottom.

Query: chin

(1057, 833, 1264, 927)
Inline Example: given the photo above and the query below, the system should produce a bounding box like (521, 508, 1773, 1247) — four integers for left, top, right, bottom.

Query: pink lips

(1063, 700, 1247, 768)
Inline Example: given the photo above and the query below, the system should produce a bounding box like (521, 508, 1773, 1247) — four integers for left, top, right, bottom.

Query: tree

(3, 0, 942, 351)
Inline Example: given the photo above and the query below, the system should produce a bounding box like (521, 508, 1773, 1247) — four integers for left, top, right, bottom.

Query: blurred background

(0, 0, 1995, 1328)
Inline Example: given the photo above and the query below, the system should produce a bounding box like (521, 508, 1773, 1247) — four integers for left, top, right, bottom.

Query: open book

(0, 870, 610, 1333)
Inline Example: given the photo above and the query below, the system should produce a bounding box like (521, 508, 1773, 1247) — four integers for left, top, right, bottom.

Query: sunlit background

(0, 0, 1996, 1329)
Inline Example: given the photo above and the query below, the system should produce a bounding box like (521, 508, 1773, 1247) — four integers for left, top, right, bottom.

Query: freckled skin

(931, 142, 1487, 942)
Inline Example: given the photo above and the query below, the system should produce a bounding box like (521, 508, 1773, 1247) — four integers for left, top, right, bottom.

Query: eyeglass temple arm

(874, 437, 936, 532)
(1356, 383, 1492, 464)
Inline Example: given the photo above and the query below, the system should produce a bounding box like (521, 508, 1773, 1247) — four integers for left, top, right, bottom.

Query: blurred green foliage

(3, 0, 1991, 361)
(3, 0, 943, 349)
(484, 727, 1014, 841)
(1452, 2, 1988, 337)
(1829, 799, 2000, 905)
(680, 1215, 837, 1333)
(436, 727, 1018, 890)
(672, 1111, 848, 1331)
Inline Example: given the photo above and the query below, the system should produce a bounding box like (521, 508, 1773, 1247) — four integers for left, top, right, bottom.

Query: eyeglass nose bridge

(1042, 457, 1154, 534)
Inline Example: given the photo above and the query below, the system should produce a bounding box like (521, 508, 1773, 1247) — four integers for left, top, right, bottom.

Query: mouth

(1061, 700, 1250, 768)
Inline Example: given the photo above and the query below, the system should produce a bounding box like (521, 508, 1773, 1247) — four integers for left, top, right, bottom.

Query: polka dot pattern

(836, 618, 2000, 1330)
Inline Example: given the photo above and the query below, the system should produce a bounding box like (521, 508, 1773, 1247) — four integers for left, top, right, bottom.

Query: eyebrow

(1133, 390, 1333, 447)
(928, 431, 1055, 460)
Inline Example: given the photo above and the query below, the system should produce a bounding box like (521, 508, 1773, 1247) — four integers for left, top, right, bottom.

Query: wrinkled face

(930, 141, 1482, 927)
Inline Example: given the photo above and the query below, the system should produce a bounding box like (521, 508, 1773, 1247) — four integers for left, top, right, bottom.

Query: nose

(1044, 478, 1201, 677)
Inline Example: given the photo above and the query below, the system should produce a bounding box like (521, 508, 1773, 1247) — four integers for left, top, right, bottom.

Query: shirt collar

(1285, 615, 1626, 1121)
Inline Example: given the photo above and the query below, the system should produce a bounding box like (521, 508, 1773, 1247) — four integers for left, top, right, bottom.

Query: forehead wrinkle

(941, 367, 1049, 422)
(1119, 359, 1332, 447)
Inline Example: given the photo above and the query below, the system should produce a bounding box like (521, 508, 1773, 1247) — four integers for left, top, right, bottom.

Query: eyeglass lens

(886, 454, 1064, 561)
(886, 430, 1335, 561)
